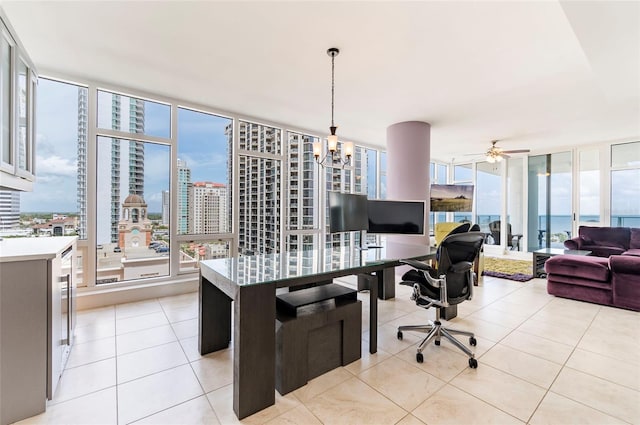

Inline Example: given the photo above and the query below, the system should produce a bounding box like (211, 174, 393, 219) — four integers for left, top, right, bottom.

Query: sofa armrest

(609, 255, 640, 275)
(609, 255, 640, 312)
(564, 237, 581, 250)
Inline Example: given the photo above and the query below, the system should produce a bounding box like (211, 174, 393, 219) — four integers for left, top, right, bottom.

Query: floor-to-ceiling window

(379, 151, 387, 199)
(611, 141, 640, 227)
(578, 148, 601, 227)
(94, 90, 172, 284)
(20, 78, 86, 283)
(527, 152, 572, 250)
(285, 131, 320, 252)
(95, 137, 170, 283)
(506, 158, 525, 251)
(366, 148, 378, 199)
(237, 120, 282, 255)
(15, 72, 638, 294)
(176, 107, 233, 271)
(475, 161, 502, 235)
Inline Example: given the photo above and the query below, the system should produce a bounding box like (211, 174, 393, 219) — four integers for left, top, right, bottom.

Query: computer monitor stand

(357, 230, 382, 250)
(358, 230, 368, 250)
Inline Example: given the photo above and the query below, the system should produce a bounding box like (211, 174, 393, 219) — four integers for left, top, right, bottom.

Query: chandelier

(313, 48, 353, 167)
(485, 150, 503, 163)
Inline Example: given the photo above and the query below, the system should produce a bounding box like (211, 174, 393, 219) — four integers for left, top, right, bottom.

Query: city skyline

(21, 79, 231, 214)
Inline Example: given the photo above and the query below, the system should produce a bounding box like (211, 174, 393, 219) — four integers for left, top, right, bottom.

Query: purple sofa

(564, 226, 640, 257)
(545, 254, 640, 311)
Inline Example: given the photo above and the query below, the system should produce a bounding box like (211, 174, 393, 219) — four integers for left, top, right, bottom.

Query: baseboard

(76, 276, 198, 310)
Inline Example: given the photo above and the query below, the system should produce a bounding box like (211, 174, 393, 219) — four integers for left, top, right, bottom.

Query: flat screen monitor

(328, 192, 369, 233)
(430, 184, 474, 212)
(367, 200, 425, 235)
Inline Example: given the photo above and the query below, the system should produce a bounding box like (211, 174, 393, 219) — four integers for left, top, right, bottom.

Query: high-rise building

(234, 121, 281, 255)
(177, 159, 191, 234)
(0, 190, 20, 230)
(285, 133, 318, 252)
(127, 98, 145, 196)
(161, 190, 169, 225)
(78, 92, 145, 243)
(192, 182, 227, 234)
(77, 88, 88, 239)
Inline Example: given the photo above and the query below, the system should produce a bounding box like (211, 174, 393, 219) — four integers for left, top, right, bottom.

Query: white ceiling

(2, 1, 639, 161)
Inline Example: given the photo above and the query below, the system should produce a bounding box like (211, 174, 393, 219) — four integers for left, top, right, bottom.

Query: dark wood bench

(276, 283, 357, 317)
(275, 283, 361, 395)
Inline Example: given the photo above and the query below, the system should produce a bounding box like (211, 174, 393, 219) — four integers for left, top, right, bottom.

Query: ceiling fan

(469, 140, 531, 163)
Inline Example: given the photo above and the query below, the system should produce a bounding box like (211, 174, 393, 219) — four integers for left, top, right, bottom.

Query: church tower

(118, 194, 152, 252)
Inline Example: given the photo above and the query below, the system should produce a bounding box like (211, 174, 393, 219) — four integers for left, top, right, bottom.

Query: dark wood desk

(198, 242, 436, 419)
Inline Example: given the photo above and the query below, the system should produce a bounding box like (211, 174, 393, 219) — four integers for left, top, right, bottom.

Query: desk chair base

(397, 313, 478, 368)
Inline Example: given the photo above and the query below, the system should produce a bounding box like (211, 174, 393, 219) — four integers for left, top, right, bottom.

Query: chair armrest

(450, 261, 473, 273)
(564, 237, 581, 250)
(400, 259, 432, 271)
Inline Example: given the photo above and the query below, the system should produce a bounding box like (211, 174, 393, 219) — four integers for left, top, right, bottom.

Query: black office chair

(396, 232, 485, 368)
(489, 220, 522, 250)
(449, 222, 471, 235)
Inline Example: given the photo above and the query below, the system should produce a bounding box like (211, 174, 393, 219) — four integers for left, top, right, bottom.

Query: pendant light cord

(331, 53, 335, 128)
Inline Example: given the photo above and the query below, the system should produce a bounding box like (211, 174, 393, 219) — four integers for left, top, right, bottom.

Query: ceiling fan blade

(501, 149, 530, 154)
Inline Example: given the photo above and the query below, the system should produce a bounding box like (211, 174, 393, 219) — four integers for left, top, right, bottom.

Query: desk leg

(234, 283, 276, 419)
(380, 267, 395, 300)
(199, 276, 232, 355)
(369, 271, 381, 354)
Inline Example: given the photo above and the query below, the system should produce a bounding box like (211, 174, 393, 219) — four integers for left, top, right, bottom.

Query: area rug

(482, 256, 534, 282)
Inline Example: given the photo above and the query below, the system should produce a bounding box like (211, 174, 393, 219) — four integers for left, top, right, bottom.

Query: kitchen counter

(0, 236, 77, 262)
(0, 235, 77, 425)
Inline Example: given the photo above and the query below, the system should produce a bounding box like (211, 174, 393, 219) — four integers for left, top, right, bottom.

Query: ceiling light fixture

(485, 150, 503, 163)
(314, 48, 353, 167)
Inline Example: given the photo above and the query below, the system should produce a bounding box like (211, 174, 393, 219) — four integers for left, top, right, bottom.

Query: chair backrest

(436, 232, 485, 305)
(434, 222, 465, 245)
(448, 222, 471, 235)
(488, 221, 514, 245)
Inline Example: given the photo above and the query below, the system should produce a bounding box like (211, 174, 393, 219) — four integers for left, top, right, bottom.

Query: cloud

(36, 155, 77, 176)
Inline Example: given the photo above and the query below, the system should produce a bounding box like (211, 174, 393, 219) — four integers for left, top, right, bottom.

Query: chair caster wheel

(416, 352, 424, 363)
(397, 331, 403, 340)
(469, 337, 477, 346)
(435, 340, 440, 346)
(469, 358, 478, 368)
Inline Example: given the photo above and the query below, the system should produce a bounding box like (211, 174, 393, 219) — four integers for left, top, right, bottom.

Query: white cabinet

(0, 236, 76, 425)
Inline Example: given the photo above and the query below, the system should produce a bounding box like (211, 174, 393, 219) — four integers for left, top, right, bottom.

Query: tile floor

(16, 275, 640, 425)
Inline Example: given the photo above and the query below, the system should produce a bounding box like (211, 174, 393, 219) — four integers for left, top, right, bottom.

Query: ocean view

(450, 214, 640, 233)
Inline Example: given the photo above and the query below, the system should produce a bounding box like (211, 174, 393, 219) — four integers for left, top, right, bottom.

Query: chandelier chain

(331, 53, 335, 127)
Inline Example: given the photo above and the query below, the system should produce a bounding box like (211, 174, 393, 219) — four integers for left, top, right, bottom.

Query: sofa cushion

(581, 245, 626, 257)
(630, 228, 640, 249)
(579, 226, 630, 250)
(622, 249, 640, 257)
(544, 254, 610, 282)
(547, 279, 613, 306)
(547, 274, 611, 290)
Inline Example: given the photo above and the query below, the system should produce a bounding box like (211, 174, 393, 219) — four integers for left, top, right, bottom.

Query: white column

(386, 121, 431, 246)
